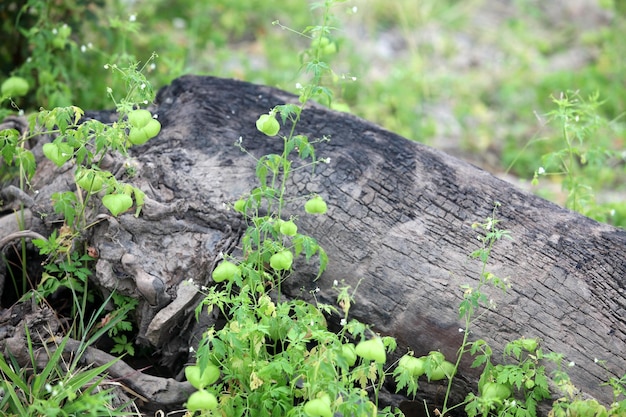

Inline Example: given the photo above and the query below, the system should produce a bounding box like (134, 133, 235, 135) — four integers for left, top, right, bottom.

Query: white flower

(315, 287, 320, 293)
(568, 361, 575, 367)
(295, 82, 303, 89)
(81, 45, 87, 53)
(104, 64, 110, 69)
(537, 166, 545, 175)
(106, 87, 113, 94)
(458, 328, 464, 333)
(129, 14, 136, 22)
(340, 318, 347, 326)
(140, 83, 146, 90)
(333, 280, 338, 287)
(189, 346, 194, 353)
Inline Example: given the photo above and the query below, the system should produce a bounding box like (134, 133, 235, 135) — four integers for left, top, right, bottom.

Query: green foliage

(38, 250, 94, 299)
(391, 204, 626, 417)
(106, 292, 139, 356)
(184, 3, 401, 416)
(465, 338, 552, 417)
(0, 0, 170, 110)
(528, 91, 625, 226)
(2, 0, 626, 415)
(0, 308, 134, 416)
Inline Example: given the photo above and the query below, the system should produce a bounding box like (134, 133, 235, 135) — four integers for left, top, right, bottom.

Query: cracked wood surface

(153, 75, 625, 408)
(1, 75, 624, 414)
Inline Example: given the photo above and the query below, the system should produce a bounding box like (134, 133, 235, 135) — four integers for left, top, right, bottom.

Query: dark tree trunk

(1, 75, 624, 415)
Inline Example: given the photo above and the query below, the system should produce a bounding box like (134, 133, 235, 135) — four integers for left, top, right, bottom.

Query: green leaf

(0, 128, 19, 163)
(256, 162, 268, 187)
(276, 103, 301, 123)
(317, 247, 328, 277)
(51, 191, 78, 226)
(15, 148, 37, 179)
(471, 355, 488, 369)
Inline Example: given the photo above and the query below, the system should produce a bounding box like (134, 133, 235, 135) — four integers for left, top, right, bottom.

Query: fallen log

(1, 75, 624, 414)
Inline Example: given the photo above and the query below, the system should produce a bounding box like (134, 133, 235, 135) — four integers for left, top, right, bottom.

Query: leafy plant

(530, 91, 625, 225)
(106, 292, 139, 356)
(184, 2, 402, 416)
(0, 295, 138, 416)
(393, 203, 513, 414)
(464, 338, 552, 417)
(0, 2, 158, 407)
(2, 0, 626, 415)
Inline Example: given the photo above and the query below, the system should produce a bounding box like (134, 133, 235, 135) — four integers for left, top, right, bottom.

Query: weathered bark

(1, 75, 625, 414)
(0, 303, 194, 407)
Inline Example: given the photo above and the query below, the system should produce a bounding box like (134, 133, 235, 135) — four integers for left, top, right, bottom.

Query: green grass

(3, 0, 624, 182)
(83, 0, 624, 223)
(2, 1, 626, 416)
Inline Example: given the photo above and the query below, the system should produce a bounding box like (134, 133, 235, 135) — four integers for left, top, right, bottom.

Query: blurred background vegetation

(1, 0, 625, 224)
